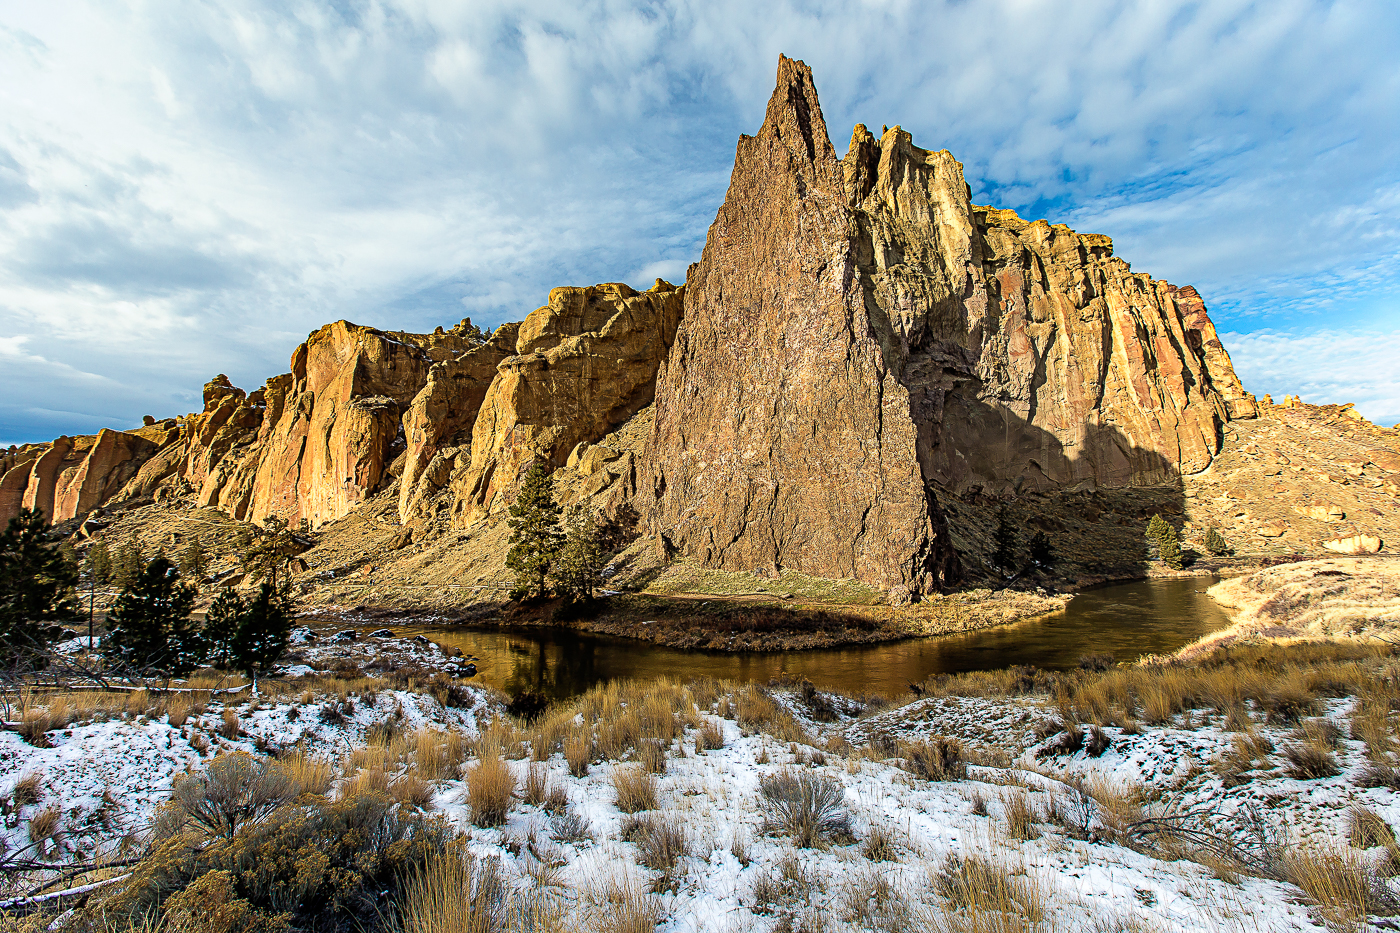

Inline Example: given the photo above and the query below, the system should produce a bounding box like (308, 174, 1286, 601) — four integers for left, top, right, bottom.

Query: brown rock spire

(647, 56, 961, 594)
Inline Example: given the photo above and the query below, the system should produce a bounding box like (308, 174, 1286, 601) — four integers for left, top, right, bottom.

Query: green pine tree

(204, 587, 244, 669)
(1158, 529, 1184, 570)
(242, 517, 299, 590)
(1145, 515, 1185, 570)
(1027, 530, 1055, 571)
(87, 540, 112, 584)
(1145, 514, 1172, 551)
(103, 556, 199, 675)
(505, 462, 564, 600)
(550, 505, 605, 603)
(231, 583, 291, 695)
(1204, 526, 1231, 557)
(179, 540, 208, 583)
(111, 539, 145, 590)
(992, 505, 1019, 573)
(0, 508, 81, 663)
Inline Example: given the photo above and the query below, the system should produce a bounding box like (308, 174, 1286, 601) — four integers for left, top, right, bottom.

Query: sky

(1, 0, 1398, 446)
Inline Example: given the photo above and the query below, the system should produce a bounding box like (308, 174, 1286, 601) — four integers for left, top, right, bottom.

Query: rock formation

(454, 281, 683, 520)
(0, 428, 166, 526)
(647, 56, 1254, 595)
(7, 55, 1281, 600)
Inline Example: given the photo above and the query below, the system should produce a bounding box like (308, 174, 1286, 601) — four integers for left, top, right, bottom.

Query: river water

(395, 577, 1231, 701)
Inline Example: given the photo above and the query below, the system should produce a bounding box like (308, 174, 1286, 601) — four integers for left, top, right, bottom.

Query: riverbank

(1178, 554, 1400, 660)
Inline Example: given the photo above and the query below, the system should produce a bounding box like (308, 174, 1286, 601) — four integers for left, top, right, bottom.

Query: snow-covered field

(4, 655, 1397, 931)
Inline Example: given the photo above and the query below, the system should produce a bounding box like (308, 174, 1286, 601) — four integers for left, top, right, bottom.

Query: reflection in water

(393, 578, 1230, 702)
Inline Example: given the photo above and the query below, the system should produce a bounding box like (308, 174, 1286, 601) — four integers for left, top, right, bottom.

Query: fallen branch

(0, 873, 129, 910)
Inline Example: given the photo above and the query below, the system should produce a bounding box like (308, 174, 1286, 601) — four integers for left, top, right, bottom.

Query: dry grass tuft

(12, 773, 42, 806)
(399, 849, 510, 933)
(931, 854, 1045, 932)
(1212, 733, 1276, 787)
(611, 765, 659, 813)
(697, 719, 725, 751)
(219, 708, 240, 739)
(1000, 791, 1041, 842)
(1282, 739, 1340, 780)
(902, 736, 968, 781)
(861, 823, 900, 862)
(1347, 805, 1397, 849)
(564, 733, 591, 778)
(524, 762, 549, 807)
(1283, 844, 1394, 933)
(759, 769, 850, 848)
(278, 750, 335, 797)
(587, 874, 661, 933)
(393, 773, 436, 809)
(27, 803, 60, 844)
(467, 751, 516, 827)
(638, 738, 668, 774)
(620, 812, 689, 873)
(414, 727, 468, 781)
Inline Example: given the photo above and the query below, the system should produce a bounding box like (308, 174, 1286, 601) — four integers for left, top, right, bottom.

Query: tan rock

(398, 324, 518, 523)
(1257, 525, 1286, 538)
(1324, 535, 1383, 555)
(1296, 504, 1345, 523)
(458, 281, 682, 517)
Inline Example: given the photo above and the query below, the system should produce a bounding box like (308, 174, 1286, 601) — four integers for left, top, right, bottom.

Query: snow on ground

(5, 671, 1395, 930)
(0, 684, 491, 869)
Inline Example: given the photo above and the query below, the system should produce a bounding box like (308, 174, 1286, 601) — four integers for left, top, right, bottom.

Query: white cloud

(1224, 330, 1400, 428)
(0, 1, 1397, 445)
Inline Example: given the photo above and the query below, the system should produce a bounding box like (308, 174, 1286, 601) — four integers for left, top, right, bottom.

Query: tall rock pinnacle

(647, 55, 1250, 595)
(648, 55, 961, 594)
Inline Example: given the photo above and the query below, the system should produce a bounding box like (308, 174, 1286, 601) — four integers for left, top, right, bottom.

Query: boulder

(1257, 525, 1287, 538)
(1324, 535, 1383, 555)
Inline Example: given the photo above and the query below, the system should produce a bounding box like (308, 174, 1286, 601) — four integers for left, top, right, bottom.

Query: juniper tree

(1204, 526, 1231, 557)
(992, 505, 1019, 573)
(230, 583, 291, 695)
(0, 508, 81, 663)
(111, 539, 145, 590)
(204, 587, 244, 669)
(550, 505, 605, 603)
(506, 462, 564, 600)
(87, 540, 112, 584)
(1145, 515, 1184, 570)
(179, 540, 208, 583)
(103, 556, 201, 676)
(242, 517, 299, 590)
(1027, 530, 1055, 571)
(1145, 514, 1172, 551)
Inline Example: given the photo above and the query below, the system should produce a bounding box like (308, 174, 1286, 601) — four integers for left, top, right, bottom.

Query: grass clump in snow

(466, 748, 516, 827)
(902, 736, 968, 781)
(611, 765, 658, 813)
(931, 853, 1046, 932)
(759, 769, 850, 848)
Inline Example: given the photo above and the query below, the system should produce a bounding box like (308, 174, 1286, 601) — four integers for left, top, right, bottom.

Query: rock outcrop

(455, 281, 683, 519)
(397, 324, 521, 524)
(647, 56, 1253, 594)
(0, 428, 165, 525)
(185, 321, 483, 528)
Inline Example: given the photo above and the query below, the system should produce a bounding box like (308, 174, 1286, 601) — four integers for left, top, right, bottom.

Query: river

(395, 577, 1231, 701)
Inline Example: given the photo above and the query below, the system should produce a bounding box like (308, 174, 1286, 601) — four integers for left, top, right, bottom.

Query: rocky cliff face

(1, 427, 169, 526)
(647, 56, 1253, 595)
(454, 281, 683, 520)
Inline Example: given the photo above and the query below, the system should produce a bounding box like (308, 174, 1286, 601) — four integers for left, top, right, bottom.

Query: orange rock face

(647, 56, 1252, 594)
